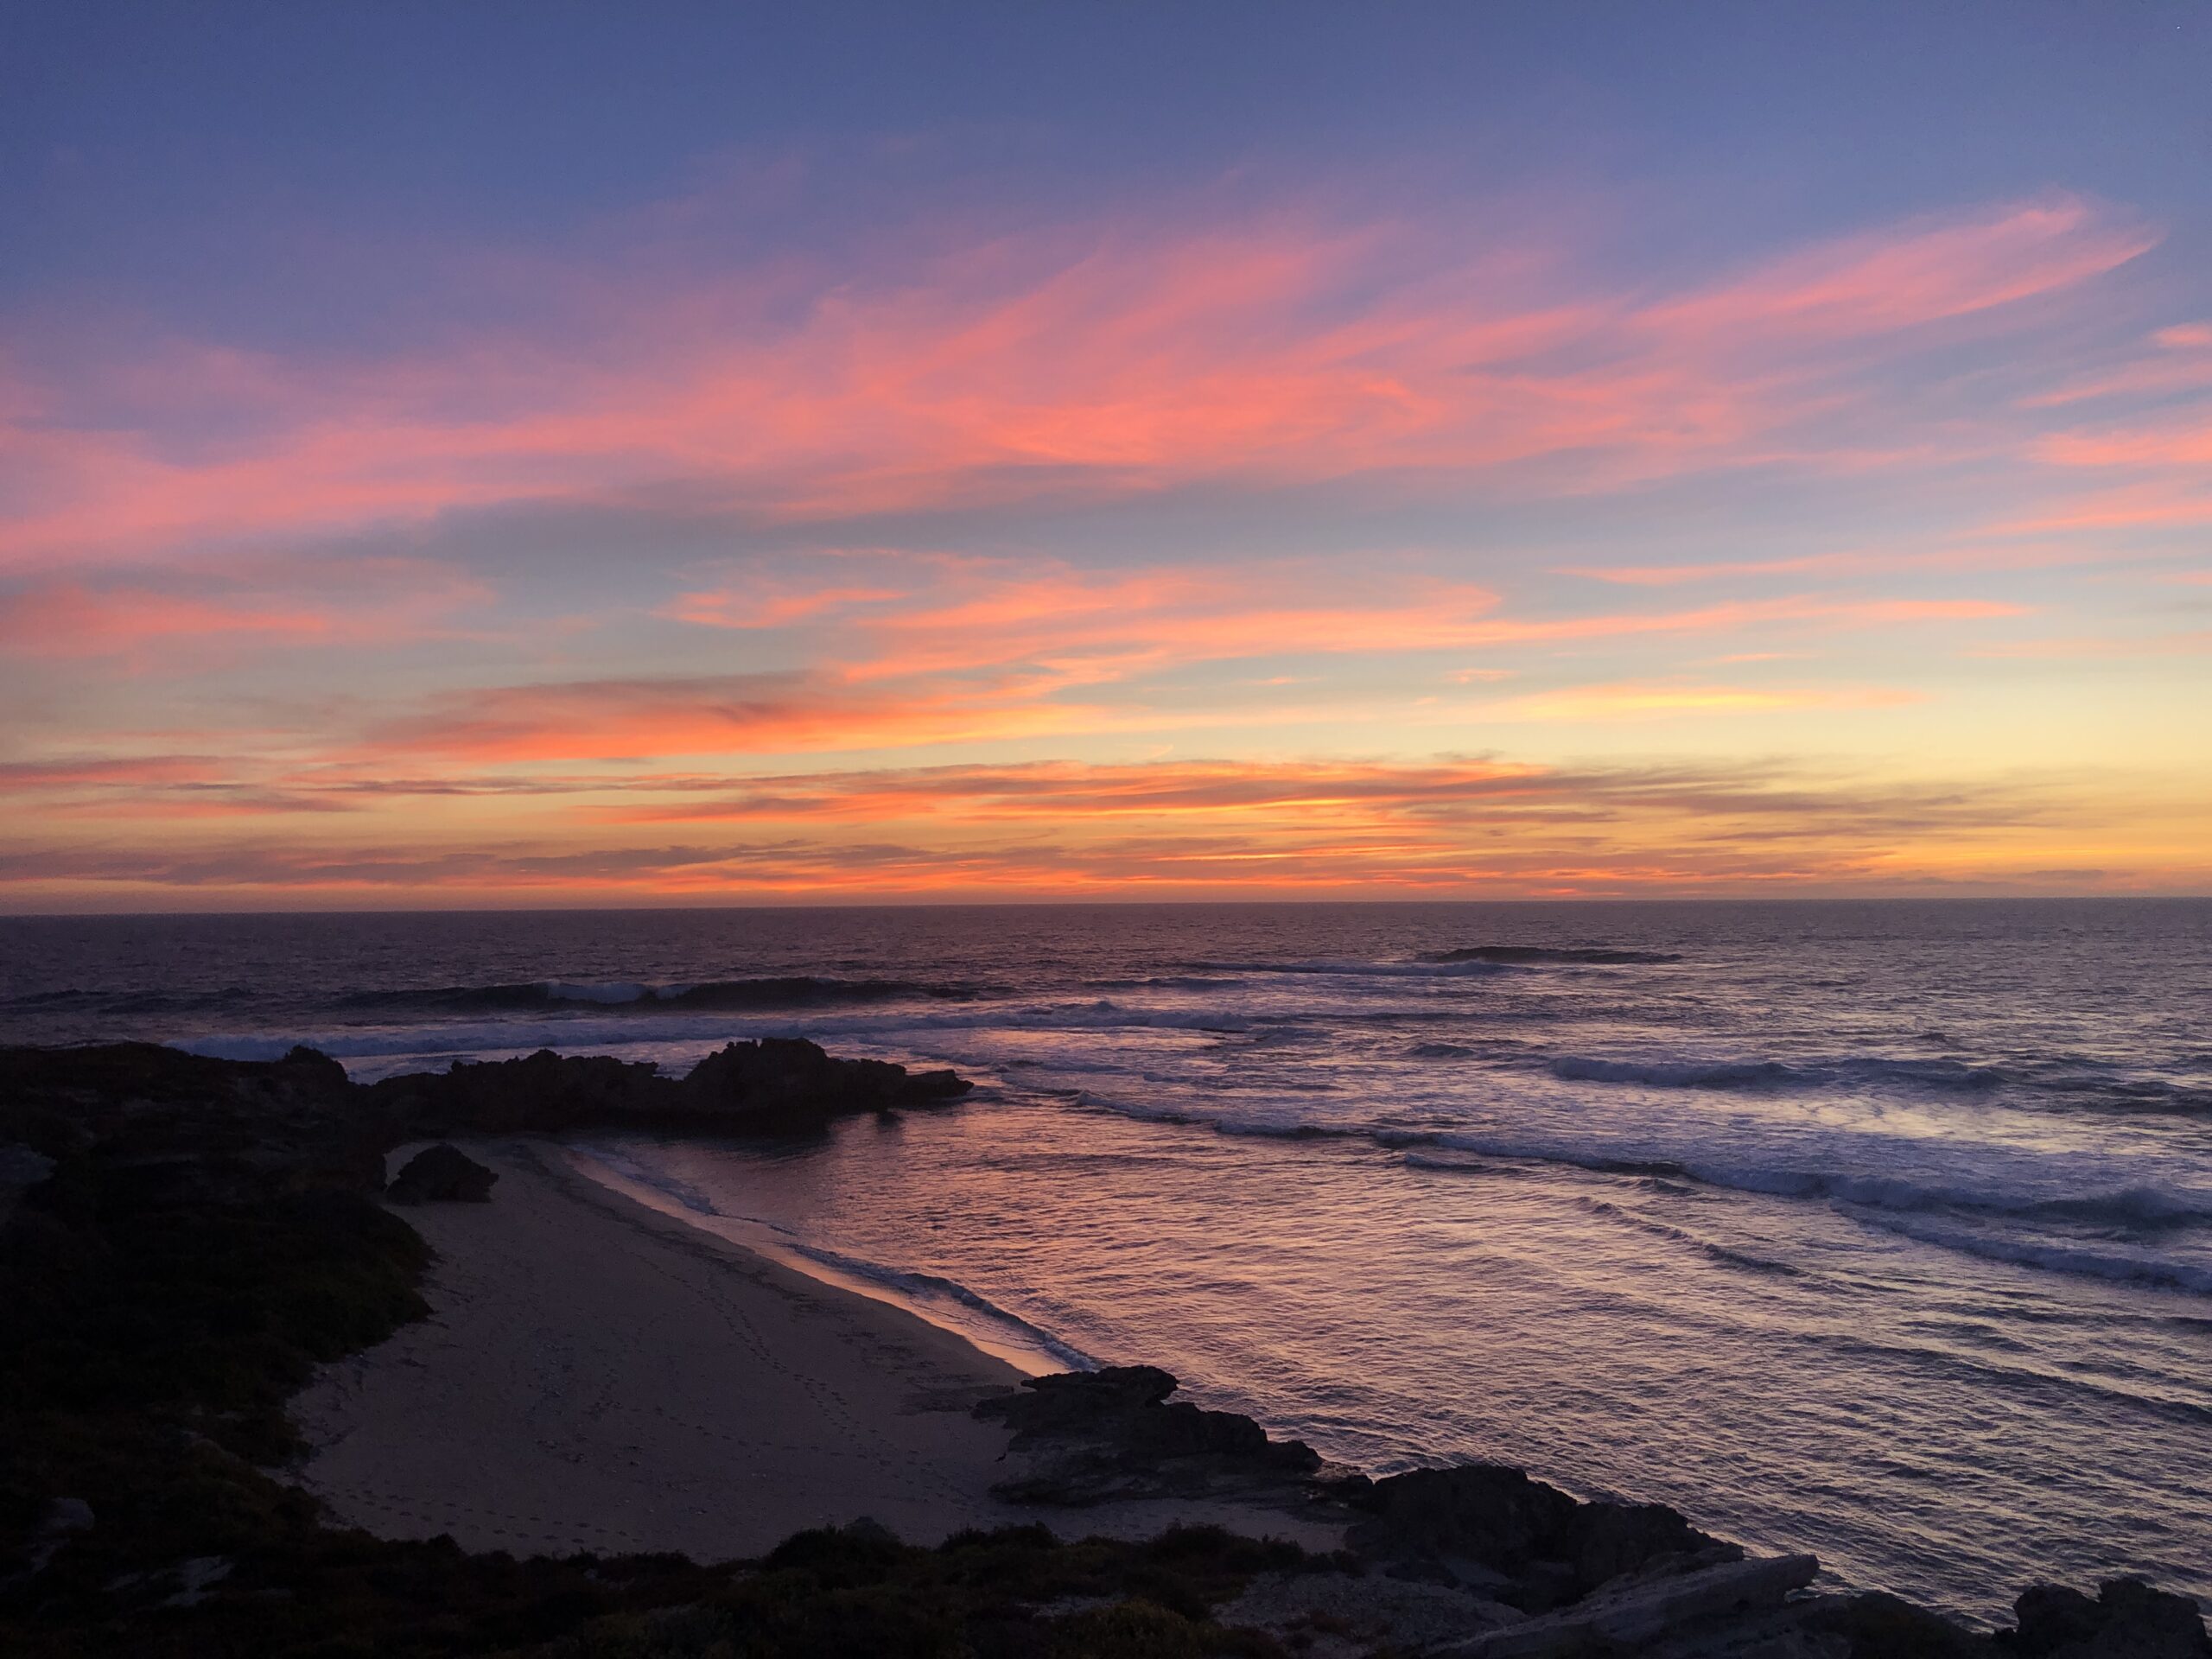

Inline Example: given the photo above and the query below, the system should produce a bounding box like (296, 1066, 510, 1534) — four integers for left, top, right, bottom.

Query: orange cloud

(1492, 681, 1918, 721)
(670, 557, 1513, 684)
(668, 553, 2025, 696)
(354, 671, 1116, 763)
(7, 753, 2192, 905)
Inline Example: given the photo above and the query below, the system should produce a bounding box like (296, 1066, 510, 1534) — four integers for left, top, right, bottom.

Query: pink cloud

(1976, 480, 2212, 536)
(1638, 196, 2153, 343)
(0, 556, 491, 665)
(340, 584, 2018, 766)
(2037, 415, 2212, 470)
(353, 670, 1119, 763)
(1560, 541, 2123, 585)
(0, 193, 2160, 567)
(669, 553, 2025, 696)
(2022, 321, 2212, 406)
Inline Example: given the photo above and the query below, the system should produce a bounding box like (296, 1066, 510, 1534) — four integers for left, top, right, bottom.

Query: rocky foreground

(2, 1041, 2206, 1657)
(972, 1365, 2209, 1657)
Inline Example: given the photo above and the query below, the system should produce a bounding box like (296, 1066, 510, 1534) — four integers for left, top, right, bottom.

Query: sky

(3, 1, 2209, 908)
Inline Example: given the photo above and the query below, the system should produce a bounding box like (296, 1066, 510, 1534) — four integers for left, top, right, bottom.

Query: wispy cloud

(666, 551, 2023, 695)
(3, 753, 2188, 902)
(0, 556, 491, 667)
(0, 193, 2158, 568)
(0, 178, 2196, 906)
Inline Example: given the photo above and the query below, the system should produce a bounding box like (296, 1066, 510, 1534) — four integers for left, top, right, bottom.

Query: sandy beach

(291, 1137, 1341, 1561)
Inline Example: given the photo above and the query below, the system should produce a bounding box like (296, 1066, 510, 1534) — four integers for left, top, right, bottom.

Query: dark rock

(366, 1049, 666, 1136)
(1433, 1553, 1821, 1657)
(1573, 1498, 1729, 1594)
(2, 1497, 96, 1587)
(976, 1366, 1319, 1504)
(1344, 1465, 1738, 1611)
(1800, 1591, 1991, 1657)
(385, 1144, 498, 1204)
(0, 1042, 385, 1206)
(362, 1039, 971, 1138)
(681, 1037, 971, 1125)
(1999, 1578, 2210, 1658)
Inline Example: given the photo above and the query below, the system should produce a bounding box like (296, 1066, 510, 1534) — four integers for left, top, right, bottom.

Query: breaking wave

(1548, 1054, 2004, 1093)
(1846, 1209, 2212, 1297)
(1420, 945, 1684, 965)
(334, 976, 976, 1014)
(1187, 957, 1511, 979)
(570, 1145, 1090, 1373)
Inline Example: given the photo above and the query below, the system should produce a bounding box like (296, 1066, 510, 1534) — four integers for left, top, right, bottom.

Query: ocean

(3, 899, 2207, 1619)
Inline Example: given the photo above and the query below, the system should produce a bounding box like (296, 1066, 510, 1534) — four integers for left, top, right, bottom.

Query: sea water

(3, 899, 2207, 1618)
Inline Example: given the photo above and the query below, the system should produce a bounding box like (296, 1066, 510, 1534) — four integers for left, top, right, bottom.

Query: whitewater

(3, 898, 2206, 1618)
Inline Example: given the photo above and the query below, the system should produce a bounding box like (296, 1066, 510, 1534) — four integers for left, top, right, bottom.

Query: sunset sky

(4, 2, 2209, 907)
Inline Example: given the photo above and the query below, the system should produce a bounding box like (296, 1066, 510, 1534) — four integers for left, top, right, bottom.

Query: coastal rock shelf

(370, 1036, 974, 1136)
(1, 1041, 2205, 1657)
(969, 1366, 2205, 1657)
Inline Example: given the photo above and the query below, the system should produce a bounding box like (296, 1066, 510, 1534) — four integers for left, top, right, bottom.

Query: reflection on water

(6, 898, 2209, 1621)
(588, 1097, 2212, 1624)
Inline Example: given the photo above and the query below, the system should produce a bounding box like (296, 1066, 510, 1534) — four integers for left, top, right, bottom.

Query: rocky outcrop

(1998, 1578, 2212, 1658)
(0, 1041, 389, 1205)
(1433, 1551, 1820, 1656)
(1338, 1463, 1738, 1610)
(365, 1039, 970, 1137)
(0, 1038, 975, 1211)
(976, 1365, 1321, 1503)
(682, 1038, 970, 1124)
(385, 1143, 497, 1204)
(365, 1049, 667, 1136)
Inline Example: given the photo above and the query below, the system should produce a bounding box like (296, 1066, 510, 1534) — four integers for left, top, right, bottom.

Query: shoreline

(566, 1141, 1086, 1377)
(12, 1039, 2207, 1656)
(290, 1136, 1347, 1560)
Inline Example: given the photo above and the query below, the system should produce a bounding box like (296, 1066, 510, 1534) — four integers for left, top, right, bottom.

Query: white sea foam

(1845, 1208, 2212, 1297)
(540, 980, 661, 1003)
(1548, 1053, 2002, 1092)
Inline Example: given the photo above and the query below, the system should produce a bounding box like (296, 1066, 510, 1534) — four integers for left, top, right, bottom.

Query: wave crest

(335, 976, 975, 1014)
(1421, 945, 1683, 965)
